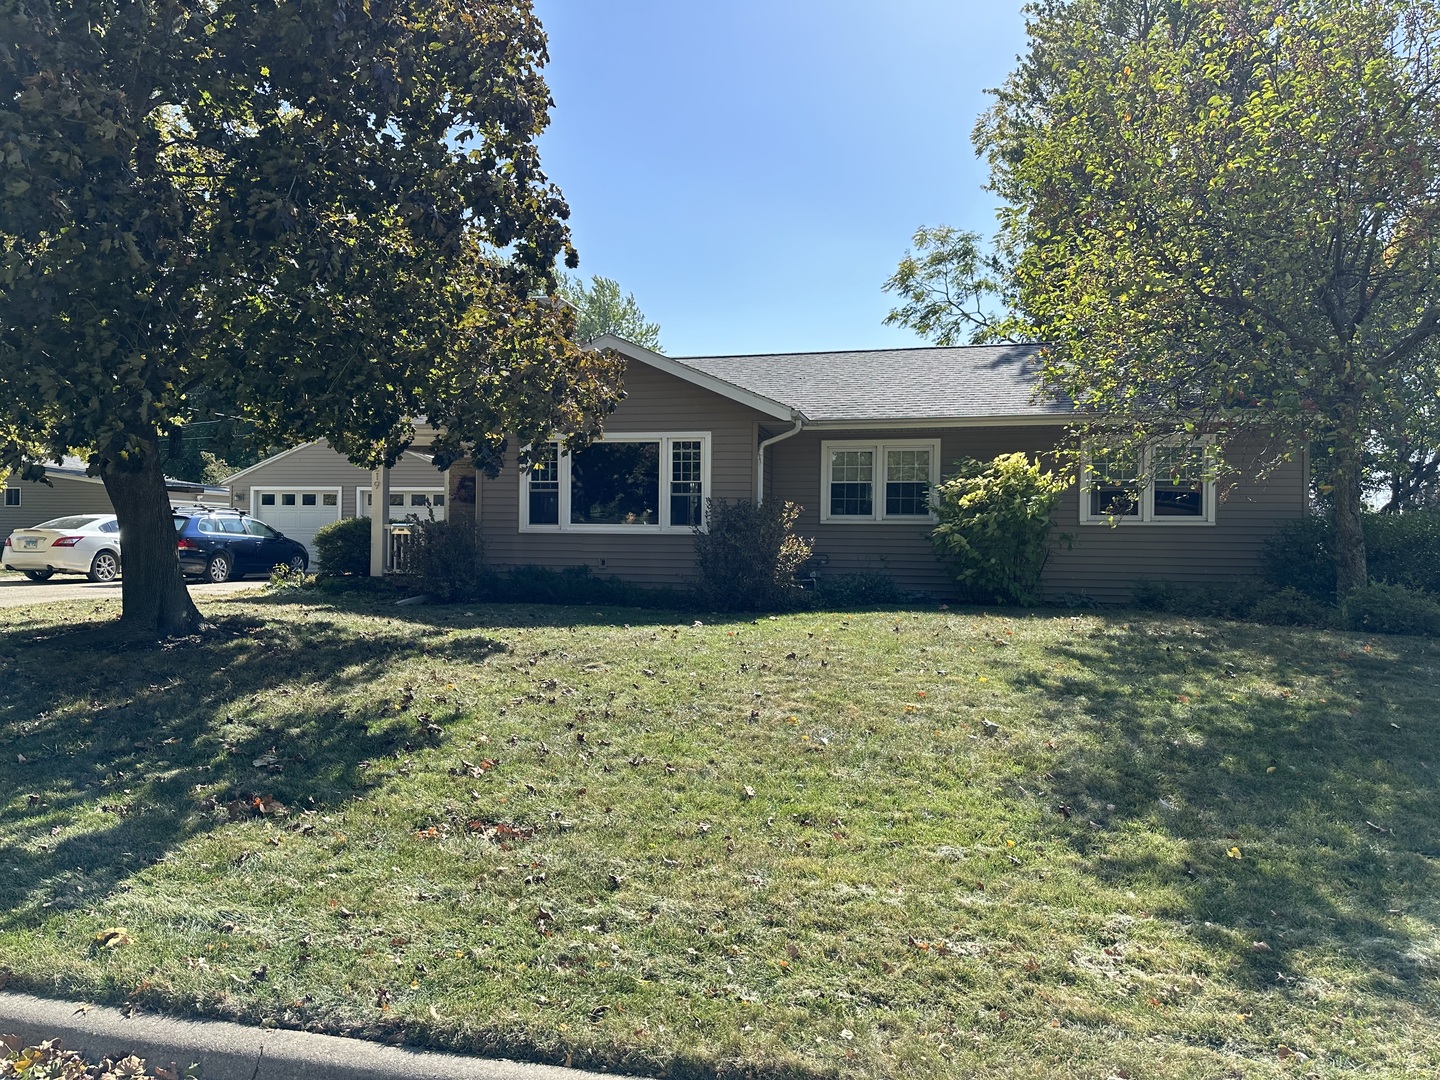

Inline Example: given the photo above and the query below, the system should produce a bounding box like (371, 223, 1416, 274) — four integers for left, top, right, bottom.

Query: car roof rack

(171, 503, 242, 514)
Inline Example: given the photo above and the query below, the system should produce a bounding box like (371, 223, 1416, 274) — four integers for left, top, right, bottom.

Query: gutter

(756, 412, 804, 504)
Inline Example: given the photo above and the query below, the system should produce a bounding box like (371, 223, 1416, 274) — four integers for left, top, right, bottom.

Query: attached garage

(223, 442, 451, 568)
(249, 488, 343, 557)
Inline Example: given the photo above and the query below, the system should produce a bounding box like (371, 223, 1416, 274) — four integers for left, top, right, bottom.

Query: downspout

(757, 412, 804, 504)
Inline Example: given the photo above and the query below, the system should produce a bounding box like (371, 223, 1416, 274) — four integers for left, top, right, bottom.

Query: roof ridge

(676, 343, 1042, 361)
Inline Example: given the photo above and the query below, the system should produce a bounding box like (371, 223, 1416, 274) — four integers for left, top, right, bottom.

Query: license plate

(22, 538, 38, 549)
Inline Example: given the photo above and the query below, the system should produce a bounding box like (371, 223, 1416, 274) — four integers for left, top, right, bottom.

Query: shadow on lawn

(0, 608, 505, 934)
(1018, 616, 1440, 1000)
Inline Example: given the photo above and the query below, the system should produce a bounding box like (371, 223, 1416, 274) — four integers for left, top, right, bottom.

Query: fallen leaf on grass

(95, 927, 132, 948)
(1226, 846, 1242, 860)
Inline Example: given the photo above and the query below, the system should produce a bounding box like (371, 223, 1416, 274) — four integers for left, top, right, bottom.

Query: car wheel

(87, 550, 121, 583)
(23, 569, 55, 582)
(204, 553, 233, 584)
(286, 553, 308, 574)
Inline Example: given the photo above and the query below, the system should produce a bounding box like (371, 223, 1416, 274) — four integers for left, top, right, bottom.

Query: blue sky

(531, 1, 1030, 357)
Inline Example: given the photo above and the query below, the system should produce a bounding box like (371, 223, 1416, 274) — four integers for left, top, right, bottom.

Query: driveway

(0, 574, 260, 608)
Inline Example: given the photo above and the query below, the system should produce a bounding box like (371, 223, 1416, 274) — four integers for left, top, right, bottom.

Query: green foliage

(266, 563, 309, 591)
(1130, 579, 1260, 621)
(407, 520, 492, 603)
(929, 453, 1066, 605)
(906, 0, 1440, 596)
(0, 0, 623, 634)
(1342, 583, 1440, 636)
(1260, 511, 1440, 601)
(493, 564, 682, 608)
(693, 499, 814, 611)
(882, 226, 1013, 345)
(810, 572, 905, 609)
(313, 517, 373, 578)
(559, 274, 663, 351)
(1250, 588, 1334, 629)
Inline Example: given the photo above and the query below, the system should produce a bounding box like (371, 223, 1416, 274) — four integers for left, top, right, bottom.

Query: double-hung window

(819, 439, 940, 523)
(521, 433, 711, 532)
(1080, 438, 1217, 524)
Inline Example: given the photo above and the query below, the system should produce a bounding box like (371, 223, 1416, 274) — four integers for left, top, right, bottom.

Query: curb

(0, 991, 642, 1080)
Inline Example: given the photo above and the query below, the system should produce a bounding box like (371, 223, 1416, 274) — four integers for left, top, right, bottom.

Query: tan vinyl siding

(479, 361, 767, 586)
(228, 443, 448, 518)
(1, 475, 114, 539)
(769, 426, 1307, 601)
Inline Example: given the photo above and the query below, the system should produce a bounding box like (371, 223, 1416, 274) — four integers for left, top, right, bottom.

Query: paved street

(0, 573, 259, 609)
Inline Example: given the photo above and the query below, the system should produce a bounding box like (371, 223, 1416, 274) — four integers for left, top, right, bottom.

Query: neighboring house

(223, 441, 452, 560)
(470, 335, 1307, 601)
(1, 456, 228, 539)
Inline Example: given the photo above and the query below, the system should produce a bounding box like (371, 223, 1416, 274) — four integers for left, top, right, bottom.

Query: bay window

(521, 433, 710, 532)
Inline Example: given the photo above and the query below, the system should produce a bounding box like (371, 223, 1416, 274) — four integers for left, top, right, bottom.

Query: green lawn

(1, 589, 1438, 1078)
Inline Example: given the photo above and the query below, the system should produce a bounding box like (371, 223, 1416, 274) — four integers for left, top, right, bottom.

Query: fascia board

(588, 334, 800, 422)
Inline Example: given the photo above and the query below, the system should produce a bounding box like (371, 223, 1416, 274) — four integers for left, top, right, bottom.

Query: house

(222, 442, 456, 560)
(1, 457, 229, 539)
(462, 335, 1307, 601)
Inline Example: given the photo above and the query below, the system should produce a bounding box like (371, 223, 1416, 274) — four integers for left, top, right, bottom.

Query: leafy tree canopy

(0, 0, 622, 635)
(559, 273, 663, 352)
(891, 0, 1440, 594)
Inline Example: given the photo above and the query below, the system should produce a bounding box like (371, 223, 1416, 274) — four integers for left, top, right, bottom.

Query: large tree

(558, 273, 663, 352)
(0, 0, 622, 635)
(893, 0, 1440, 595)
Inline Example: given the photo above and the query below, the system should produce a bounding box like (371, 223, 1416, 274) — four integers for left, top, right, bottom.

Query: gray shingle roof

(671, 344, 1074, 423)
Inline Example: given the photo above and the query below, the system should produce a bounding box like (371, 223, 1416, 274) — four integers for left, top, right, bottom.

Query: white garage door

(253, 490, 342, 558)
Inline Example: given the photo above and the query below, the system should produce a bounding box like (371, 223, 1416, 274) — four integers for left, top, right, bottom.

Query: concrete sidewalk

(0, 991, 641, 1080)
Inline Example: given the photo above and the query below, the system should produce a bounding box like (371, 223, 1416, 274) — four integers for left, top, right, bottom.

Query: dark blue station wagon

(173, 507, 310, 583)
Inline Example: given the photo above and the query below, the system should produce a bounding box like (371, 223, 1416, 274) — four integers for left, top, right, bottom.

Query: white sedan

(1, 514, 123, 582)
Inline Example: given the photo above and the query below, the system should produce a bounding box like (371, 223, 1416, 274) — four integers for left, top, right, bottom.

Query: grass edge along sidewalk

(0, 988, 636, 1080)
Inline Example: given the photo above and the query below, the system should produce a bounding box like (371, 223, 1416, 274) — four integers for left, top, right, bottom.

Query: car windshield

(33, 516, 103, 530)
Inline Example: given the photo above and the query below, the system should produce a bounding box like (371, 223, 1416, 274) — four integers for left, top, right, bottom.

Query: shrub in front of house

(810, 571, 904, 608)
(693, 498, 813, 611)
(1249, 586, 1334, 628)
(929, 453, 1067, 606)
(313, 515, 372, 576)
(1132, 578, 1262, 620)
(408, 518, 493, 602)
(1261, 509, 1440, 601)
(494, 564, 684, 608)
(1341, 582, 1440, 636)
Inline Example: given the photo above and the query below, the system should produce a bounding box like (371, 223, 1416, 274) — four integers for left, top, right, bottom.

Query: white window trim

(355, 486, 448, 521)
(819, 439, 941, 524)
(519, 432, 712, 534)
(3, 487, 19, 507)
(1079, 437, 1217, 526)
(251, 486, 344, 519)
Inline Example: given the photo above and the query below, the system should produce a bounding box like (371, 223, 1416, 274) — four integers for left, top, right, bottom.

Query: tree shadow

(1010, 614, 1440, 1001)
(0, 610, 505, 933)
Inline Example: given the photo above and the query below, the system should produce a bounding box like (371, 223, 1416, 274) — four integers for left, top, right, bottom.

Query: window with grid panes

(821, 440, 938, 521)
(522, 435, 709, 531)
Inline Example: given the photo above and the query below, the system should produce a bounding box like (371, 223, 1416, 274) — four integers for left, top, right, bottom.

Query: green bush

(693, 498, 813, 611)
(313, 515, 373, 577)
(494, 564, 684, 608)
(810, 571, 904, 608)
(1250, 587, 1334, 628)
(408, 519, 492, 602)
(929, 453, 1067, 605)
(1261, 510, 1440, 600)
(1131, 578, 1261, 620)
(1365, 511, 1440, 596)
(1341, 583, 1440, 635)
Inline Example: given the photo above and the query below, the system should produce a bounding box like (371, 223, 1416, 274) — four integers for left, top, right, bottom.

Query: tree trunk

(101, 438, 203, 637)
(1330, 441, 1369, 597)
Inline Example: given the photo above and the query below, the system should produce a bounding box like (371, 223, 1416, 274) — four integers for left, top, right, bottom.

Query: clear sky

(530, 1, 1030, 357)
